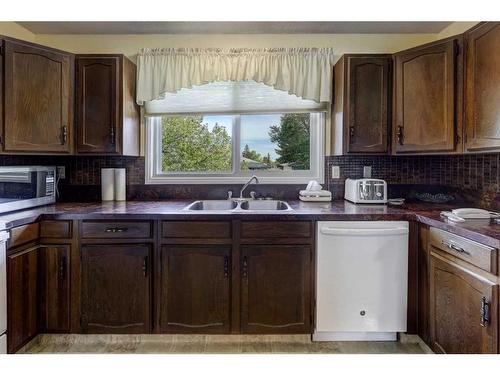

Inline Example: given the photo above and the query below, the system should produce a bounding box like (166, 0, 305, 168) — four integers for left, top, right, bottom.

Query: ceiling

(17, 21, 453, 35)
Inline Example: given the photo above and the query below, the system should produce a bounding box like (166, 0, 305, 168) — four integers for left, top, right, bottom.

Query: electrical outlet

(57, 166, 66, 179)
(331, 166, 340, 179)
(363, 166, 372, 178)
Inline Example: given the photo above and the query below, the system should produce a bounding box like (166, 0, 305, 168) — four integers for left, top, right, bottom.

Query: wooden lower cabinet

(80, 244, 151, 333)
(240, 245, 312, 334)
(160, 245, 231, 333)
(39, 245, 70, 332)
(7, 245, 39, 353)
(430, 252, 498, 353)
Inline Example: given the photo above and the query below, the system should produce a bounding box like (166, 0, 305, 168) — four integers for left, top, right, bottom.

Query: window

(145, 81, 325, 184)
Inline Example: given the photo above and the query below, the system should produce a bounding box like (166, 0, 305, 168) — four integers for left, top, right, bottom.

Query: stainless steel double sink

(183, 199, 293, 212)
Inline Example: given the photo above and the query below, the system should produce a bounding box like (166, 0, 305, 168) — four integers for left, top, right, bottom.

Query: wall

(436, 21, 479, 39)
(326, 154, 499, 210)
(0, 154, 497, 209)
(0, 22, 36, 42)
(35, 33, 438, 64)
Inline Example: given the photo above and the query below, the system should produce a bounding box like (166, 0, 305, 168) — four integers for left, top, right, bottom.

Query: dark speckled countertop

(0, 200, 498, 248)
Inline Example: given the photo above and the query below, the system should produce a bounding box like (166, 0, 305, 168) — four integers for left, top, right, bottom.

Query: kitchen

(0, 3, 499, 371)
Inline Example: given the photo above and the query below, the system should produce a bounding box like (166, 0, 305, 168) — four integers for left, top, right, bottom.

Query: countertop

(0, 200, 498, 248)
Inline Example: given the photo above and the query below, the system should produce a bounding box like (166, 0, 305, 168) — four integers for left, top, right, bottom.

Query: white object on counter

(314, 221, 408, 341)
(299, 189, 332, 202)
(305, 180, 322, 191)
(101, 168, 115, 201)
(114, 168, 126, 201)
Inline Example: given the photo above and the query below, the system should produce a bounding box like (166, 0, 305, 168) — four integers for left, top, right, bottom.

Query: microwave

(0, 166, 56, 214)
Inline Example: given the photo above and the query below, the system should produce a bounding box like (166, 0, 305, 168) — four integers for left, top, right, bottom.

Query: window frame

(145, 112, 325, 184)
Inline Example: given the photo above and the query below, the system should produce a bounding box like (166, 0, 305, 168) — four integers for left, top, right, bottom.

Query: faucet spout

(240, 175, 259, 198)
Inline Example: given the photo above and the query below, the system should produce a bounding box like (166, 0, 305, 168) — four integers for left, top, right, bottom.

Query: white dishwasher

(314, 221, 408, 342)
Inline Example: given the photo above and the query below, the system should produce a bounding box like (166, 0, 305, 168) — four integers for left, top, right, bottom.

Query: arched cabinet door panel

(393, 38, 461, 154)
(430, 252, 498, 354)
(465, 22, 500, 152)
(3, 40, 73, 153)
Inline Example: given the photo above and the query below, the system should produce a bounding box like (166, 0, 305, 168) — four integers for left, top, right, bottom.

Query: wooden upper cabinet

(160, 245, 231, 333)
(430, 252, 498, 354)
(76, 55, 140, 155)
(464, 22, 500, 152)
(393, 37, 462, 154)
(332, 54, 390, 154)
(2, 39, 73, 153)
(240, 245, 311, 334)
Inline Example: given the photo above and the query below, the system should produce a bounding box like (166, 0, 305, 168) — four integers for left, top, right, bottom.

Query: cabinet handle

(224, 255, 229, 278)
(242, 256, 248, 280)
(105, 227, 127, 233)
(110, 125, 116, 145)
(59, 256, 66, 280)
(480, 297, 490, 327)
(396, 125, 404, 145)
(61, 126, 68, 145)
(441, 240, 469, 255)
(142, 256, 148, 277)
(349, 126, 355, 143)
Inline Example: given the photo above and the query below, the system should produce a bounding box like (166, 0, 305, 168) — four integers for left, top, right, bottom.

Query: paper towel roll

(114, 168, 126, 201)
(101, 168, 115, 201)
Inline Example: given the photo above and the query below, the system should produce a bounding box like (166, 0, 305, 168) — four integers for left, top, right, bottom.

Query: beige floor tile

(20, 334, 426, 354)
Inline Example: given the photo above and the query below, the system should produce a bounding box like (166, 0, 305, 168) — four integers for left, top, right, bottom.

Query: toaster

(344, 178, 387, 204)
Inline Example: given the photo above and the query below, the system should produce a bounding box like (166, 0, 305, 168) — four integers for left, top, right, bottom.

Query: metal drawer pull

(142, 256, 148, 277)
(224, 255, 229, 278)
(441, 240, 469, 255)
(242, 256, 248, 280)
(105, 227, 128, 233)
(480, 297, 490, 327)
(59, 256, 66, 280)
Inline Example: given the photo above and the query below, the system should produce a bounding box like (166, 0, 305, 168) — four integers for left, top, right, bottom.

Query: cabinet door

(3, 40, 72, 153)
(76, 56, 119, 153)
(394, 39, 457, 153)
(241, 245, 311, 334)
(160, 246, 231, 333)
(465, 22, 500, 152)
(7, 246, 39, 353)
(430, 252, 498, 353)
(39, 245, 70, 332)
(81, 245, 150, 333)
(346, 56, 390, 153)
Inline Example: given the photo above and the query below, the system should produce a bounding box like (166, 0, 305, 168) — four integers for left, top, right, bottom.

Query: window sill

(145, 175, 324, 185)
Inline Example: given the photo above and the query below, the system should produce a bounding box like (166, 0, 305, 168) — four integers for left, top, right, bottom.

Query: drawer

(40, 220, 72, 239)
(162, 221, 231, 238)
(429, 227, 498, 274)
(241, 221, 312, 239)
(81, 221, 152, 239)
(9, 222, 40, 248)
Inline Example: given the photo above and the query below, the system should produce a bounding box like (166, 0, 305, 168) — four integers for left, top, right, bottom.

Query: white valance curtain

(136, 47, 335, 105)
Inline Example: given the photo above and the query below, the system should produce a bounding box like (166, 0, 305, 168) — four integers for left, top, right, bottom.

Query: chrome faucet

(240, 175, 259, 198)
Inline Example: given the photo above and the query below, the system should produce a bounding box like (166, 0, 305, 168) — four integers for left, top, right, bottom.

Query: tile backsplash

(0, 153, 498, 208)
(325, 154, 499, 191)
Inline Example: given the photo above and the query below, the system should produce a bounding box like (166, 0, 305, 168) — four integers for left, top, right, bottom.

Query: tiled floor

(19, 334, 428, 354)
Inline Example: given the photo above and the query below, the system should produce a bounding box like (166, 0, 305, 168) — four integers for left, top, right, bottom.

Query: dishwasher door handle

(320, 227, 409, 236)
